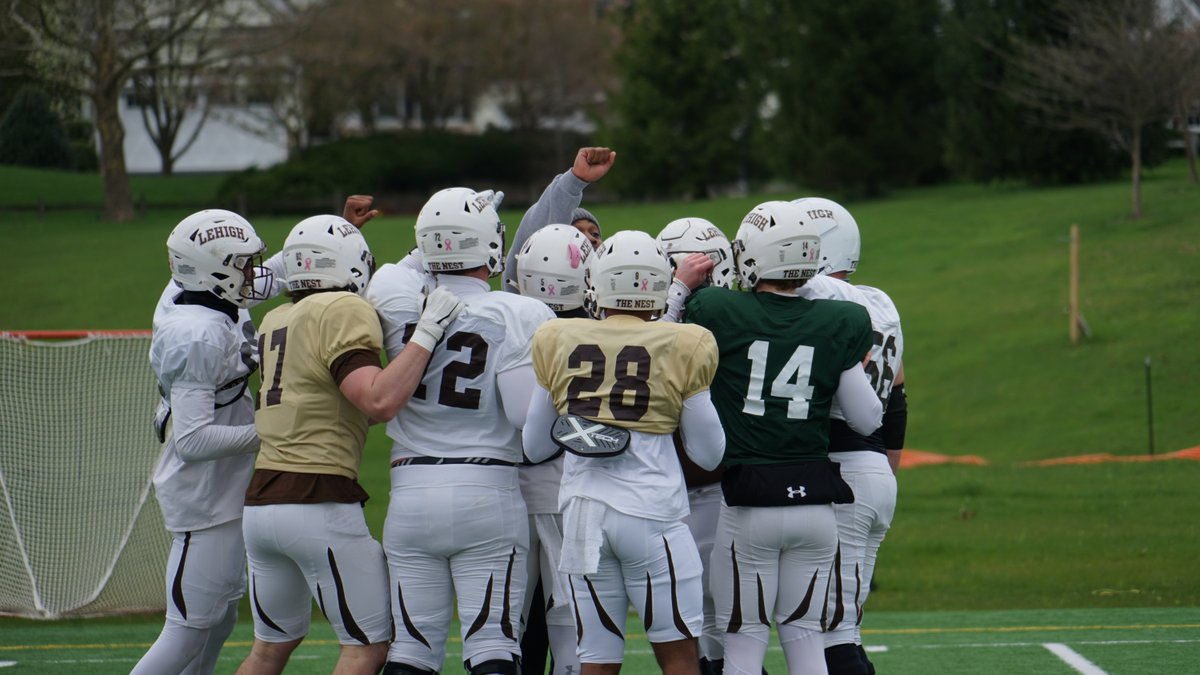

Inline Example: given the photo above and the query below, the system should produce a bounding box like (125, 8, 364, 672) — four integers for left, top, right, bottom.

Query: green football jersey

(685, 287, 873, 465)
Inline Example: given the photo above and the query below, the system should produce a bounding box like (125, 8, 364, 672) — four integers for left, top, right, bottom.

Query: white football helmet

(656, 217, 736, 289)
(792, 197, 860, 276)
(166, 209, 270, 308)
(733, 201, 822, 289)
(415, 187, 505, 277)
(586, 230, 673, 316)
(514, 224, 595, 312)
(281, 215, 375, 296)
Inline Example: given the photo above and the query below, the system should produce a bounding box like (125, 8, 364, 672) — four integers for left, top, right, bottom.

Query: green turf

(1, 160, 1198, 663)
(1, 607, 1197, 673)
(0, 165, 226, 209)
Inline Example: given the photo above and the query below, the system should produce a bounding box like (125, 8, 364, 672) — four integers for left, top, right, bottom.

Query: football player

(236, 217, 463, 675)
(684, 201, 882, 675)
(654, 217, 733, 675)
(136, 210, 275, 675)
(503, 147, 615, 286)
(790, 198, 905, 675)
(511, 223, 597, 675)
(523, 230, 726, 675)
(366, 187, 555, 675)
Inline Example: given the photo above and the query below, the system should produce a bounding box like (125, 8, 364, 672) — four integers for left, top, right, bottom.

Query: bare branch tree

(1006, 0, 1189, 218)
(1167, 22, 1200, 184)
(8, 0, 224, 220)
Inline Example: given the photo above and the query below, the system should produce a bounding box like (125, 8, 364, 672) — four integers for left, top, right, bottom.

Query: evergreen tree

(767, 0, 945, 196)
(605, 0, 760, 199)
(939, 0, 1123, 185)
(0, 86, 74, 170)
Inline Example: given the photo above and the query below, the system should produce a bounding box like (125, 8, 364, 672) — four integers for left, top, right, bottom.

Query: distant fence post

(1069, 224, 1080, 345)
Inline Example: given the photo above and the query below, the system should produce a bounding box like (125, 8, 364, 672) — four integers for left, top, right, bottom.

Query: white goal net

(0, 331, 170, 618)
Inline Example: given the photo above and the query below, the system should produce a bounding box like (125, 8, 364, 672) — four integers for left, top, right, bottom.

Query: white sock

(548, 625, 581, 675)
(181, 599, 239, 675)
(722, 631, 769, 675)
(778, 623, 828, 675)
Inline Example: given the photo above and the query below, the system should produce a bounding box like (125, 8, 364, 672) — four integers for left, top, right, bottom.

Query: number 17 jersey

(685, 287, 872, 465)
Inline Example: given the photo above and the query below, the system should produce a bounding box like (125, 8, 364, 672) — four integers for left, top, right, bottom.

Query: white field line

(1043, 643, 1108, 675)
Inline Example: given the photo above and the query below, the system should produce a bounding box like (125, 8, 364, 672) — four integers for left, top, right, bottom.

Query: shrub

(0, 86, 74, 170)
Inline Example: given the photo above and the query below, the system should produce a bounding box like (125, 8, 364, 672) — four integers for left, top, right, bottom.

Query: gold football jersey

(532, 315, 718, 435)
(254, 292, 383, 480)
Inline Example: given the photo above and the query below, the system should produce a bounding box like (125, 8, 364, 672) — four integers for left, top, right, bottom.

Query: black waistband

(390, 457, 516, 468)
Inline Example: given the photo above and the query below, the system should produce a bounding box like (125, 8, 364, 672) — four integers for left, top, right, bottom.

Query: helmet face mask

(791, 197, 860, 276)
(586, 230, 673, 318)
(656, 217, 736, 289)
(415, 187, 506, 277)
(515, 224, 594, 312)
(732, 201, 822, 290)
(282, 215, 374, 297)
(167, 209, 271, 309)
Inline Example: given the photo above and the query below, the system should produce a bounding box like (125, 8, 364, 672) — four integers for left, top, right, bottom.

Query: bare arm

(338, 342, 434, 421)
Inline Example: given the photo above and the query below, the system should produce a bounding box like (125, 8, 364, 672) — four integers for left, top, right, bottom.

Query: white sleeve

(661, 279, 691, 323)
(521, 383, 561, 463)
(497, 364, 538, 429)
(836, 363, 883, 435)
(678, 390, 724, 470)
(262, 251, 288, 299)
(170, 386, 259, 461)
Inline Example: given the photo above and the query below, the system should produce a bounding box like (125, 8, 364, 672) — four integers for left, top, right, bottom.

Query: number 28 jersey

(685, 287, 872, 465)
(531, 316, 717, 434)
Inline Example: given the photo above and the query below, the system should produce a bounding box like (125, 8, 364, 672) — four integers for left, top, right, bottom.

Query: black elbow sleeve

(882, 383, 907, 450)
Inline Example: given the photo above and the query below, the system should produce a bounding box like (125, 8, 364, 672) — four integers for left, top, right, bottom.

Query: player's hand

(571, 147, 616, 183)
(674, 252, 715, 290)
(343, 195, 380, 229)
(410, 286, 464, 351)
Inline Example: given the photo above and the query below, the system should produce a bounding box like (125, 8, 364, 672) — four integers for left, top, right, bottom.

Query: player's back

(532, 316, 718, 520)
(254, 291, 382, 480)
(368, 267, 554, 463)
(685, 286, 872, 465)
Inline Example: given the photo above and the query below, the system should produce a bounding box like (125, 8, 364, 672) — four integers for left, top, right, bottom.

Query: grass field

(0, 161, 1197, 672)
(2, 607, 1198, 673)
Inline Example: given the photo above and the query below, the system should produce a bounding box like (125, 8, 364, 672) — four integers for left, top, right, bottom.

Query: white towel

(559, 497, 605, 575)
(532, 514, 571, 607)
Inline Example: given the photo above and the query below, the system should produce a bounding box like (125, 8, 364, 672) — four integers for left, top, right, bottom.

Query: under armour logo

(787, 485, 807, 499)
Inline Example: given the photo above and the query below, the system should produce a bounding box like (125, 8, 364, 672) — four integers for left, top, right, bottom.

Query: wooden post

(1069, 224, 1080, 345)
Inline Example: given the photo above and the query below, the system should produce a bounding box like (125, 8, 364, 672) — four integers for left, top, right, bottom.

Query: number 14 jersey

(685, 287, 873, 465)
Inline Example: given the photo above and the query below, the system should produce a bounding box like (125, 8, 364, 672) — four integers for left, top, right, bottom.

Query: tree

(0, 85, 73, 168)
(481, 0, 615, 145)
(939, 0, 1124, 185)
(1167, 22, 1200, 184)
(607, 0, 761, 199)
(9, 0, 225, 221)
(765, 0, 945, 197)
(129, 2, 248, 176)
(1006, 0, 1188, 217)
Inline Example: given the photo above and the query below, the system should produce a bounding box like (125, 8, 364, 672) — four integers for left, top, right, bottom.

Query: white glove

(409, 286, 464, 351)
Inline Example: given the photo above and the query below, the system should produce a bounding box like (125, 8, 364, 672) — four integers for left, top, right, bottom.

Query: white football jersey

(148, 282, 258, 532)
(855, 285, 904, 407)
(367, 266, 555, 463)
(801, 276, 904, 416)
(519, 457, 564, 515)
